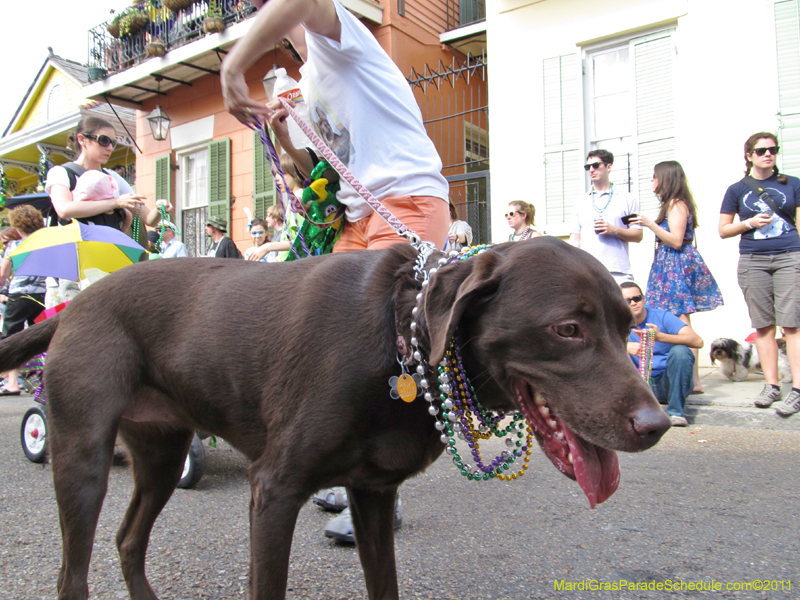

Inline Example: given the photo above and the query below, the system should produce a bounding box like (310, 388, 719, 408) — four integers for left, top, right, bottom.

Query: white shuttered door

(543, 54, 582, 226)
(634, 31, 676, 216)
(542, 29, 676, 228)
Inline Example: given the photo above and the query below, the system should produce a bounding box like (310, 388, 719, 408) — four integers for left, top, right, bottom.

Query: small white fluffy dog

(709, 338, 791, 382)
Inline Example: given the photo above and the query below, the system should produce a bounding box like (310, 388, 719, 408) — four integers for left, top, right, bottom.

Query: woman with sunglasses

(720, 132, 800, 416)
(506, 201, 543, 241)
(243, 218, 271, 262)
(631, 161, 723, 393)
(45, 117, 170, 233)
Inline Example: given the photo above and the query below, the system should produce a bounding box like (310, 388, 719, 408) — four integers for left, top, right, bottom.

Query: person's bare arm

(642, 324, 703, 349)
(632, 201, 688, 249)
(719, 212, 773, 239)
(50, 184, 146, 220)
(245, 240, 291, 261)
(221, 0, 340, 125)
(569, 233, 581, 248)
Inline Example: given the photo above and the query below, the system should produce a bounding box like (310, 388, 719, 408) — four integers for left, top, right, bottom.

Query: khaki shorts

(333, 195, 449, 252)
(737, 252, 800, 328)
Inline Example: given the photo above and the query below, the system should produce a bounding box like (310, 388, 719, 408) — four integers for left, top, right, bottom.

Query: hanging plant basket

(120, 12, 149, 37)
(202, 15, 226, 34)
(107, 20, 122, 38)
(146, 40, 167, 58)
(163, 0, 197, 12)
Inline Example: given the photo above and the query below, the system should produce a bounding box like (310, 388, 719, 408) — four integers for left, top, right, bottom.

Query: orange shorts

(332, 195, 449, 252)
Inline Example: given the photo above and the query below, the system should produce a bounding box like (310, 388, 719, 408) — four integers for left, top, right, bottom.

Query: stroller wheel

(21, 405, 47, 463)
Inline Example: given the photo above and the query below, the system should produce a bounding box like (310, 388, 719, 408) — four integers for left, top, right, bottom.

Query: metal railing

(445, 0, 485, 31)
(88, 0, 257, 77)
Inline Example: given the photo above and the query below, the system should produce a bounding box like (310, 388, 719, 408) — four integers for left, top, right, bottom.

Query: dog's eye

(553, 324, 579, 338)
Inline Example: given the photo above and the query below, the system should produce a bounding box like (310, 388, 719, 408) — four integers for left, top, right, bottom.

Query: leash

(258, 98, 422, 247)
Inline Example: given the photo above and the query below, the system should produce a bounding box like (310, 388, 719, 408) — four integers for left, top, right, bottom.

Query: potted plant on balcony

(203, 0, 225, 33)
(107, 9, 122, 38)
(87, 65, 108, 81)
(146, 37, 167, 58)
(163, 0, 198, 12)
(107, 6, 150, 38)
(119, 7, 150, 37)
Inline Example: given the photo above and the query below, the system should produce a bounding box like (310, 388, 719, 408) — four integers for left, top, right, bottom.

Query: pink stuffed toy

(71, 170, 132, 231)
(72, 170, 119, 202)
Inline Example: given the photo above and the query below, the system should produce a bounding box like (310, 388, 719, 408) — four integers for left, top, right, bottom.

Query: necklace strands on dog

(405, 244, 532, 483)
(638, 328, 656, 382)
(437, 338, 533, 481)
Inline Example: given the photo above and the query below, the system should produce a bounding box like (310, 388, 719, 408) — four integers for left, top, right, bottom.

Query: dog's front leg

(348, 487, 400, 600)
(247, 463, 304, 600)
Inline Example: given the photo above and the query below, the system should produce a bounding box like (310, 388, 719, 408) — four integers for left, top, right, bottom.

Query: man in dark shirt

(204, 216, 241, 259)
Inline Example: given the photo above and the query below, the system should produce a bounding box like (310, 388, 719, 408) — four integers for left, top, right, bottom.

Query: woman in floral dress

(631, 160, 723, 392)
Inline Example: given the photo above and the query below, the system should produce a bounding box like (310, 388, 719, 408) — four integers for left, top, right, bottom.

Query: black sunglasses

(584, 161, 605, 171)
(626, 294, 644, 304)
(82, 133, 117, 148)
(753, 146, 779, 157)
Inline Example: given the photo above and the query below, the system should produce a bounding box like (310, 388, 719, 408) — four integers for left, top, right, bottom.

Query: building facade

(487, 0, 800, 353)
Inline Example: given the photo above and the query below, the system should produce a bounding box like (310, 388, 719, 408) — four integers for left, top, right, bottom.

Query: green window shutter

(633, 31, 675, 215)
(208, 138, 231, 227)
(776, 0, 800, 174)
(252, 130, 276, 219)
(543, 54, 581, 225)
(154, 153, 171, 205)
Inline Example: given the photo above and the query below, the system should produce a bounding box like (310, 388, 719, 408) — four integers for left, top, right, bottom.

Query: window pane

(593, 91, 633, 139)
(182, 151, 208, 209)
(593, 48, 629, 96)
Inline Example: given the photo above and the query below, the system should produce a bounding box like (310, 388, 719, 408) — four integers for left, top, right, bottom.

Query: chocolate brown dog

(0, 238, 670, 600)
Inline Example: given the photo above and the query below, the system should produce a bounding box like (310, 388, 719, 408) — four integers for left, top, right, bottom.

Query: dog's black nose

(630, 407, 671, 447)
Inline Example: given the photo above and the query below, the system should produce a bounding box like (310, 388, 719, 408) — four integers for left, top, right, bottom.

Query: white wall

(487, 0, 781, 363)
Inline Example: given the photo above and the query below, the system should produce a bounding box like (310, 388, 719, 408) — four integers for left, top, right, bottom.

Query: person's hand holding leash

(221, 70, 270, 127)
(266, 99, 292, 145)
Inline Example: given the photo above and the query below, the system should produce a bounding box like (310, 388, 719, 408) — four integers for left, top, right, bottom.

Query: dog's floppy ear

(424, 250, 505, 365)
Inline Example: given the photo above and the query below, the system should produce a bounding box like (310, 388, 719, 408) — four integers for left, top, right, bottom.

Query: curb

(685, 404, 800, 431)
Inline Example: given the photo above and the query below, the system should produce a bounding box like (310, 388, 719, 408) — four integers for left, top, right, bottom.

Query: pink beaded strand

(638, 328, 655, 382)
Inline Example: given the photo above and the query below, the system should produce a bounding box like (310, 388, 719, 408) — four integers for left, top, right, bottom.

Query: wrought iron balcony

(445, 0, 485, 31)
(87, 0, 257, 78)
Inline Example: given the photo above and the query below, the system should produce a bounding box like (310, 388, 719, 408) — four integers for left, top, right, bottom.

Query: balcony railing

(88, 0, 257, 77)
(445, 0, 485, 31)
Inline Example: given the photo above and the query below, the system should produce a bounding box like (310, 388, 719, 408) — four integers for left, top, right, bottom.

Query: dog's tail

(0, 315, 60, 371)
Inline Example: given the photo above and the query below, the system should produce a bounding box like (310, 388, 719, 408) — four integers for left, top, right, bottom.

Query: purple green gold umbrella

(8, 221, 146, 282)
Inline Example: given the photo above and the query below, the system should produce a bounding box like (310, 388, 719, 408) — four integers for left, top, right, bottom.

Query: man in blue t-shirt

(622, 282, 703, 427)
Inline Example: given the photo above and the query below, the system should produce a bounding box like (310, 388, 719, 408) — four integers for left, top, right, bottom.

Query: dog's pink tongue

(561, 425, 620, 509)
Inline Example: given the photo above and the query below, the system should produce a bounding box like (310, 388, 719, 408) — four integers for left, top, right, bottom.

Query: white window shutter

(633, 32, 675, 216)
(543, 54, 581, 226)
(775, 0, 800, 175)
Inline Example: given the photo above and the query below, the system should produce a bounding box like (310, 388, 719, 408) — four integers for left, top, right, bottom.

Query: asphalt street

(1, 393, 798, 600)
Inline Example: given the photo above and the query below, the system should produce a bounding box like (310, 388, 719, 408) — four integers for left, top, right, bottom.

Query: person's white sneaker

(670, 415, 688, 427)
(775, 389, 800, 417)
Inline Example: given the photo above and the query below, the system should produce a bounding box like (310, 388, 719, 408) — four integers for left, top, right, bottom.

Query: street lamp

(147, 104, 171, 141)
(147, 76, 171, 141)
